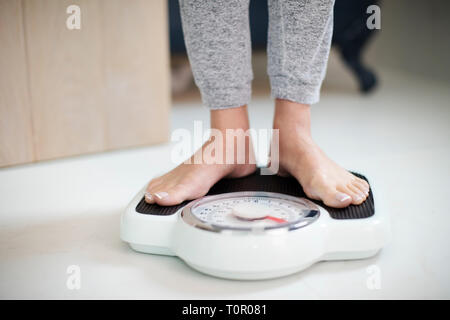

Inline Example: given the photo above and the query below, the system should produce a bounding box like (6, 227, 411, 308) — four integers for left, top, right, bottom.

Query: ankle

(273, 99, 312, 135)
(208, 105, 256, 166)
(191, 127, 255, 167)
(211, 105, 250, 131)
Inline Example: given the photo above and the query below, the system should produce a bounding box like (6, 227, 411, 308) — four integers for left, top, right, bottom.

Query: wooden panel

(0, 0, 35, 167)
(23, 0, 105, 160)
(23, 0, 170, 161)
(101, 0, 170, 149)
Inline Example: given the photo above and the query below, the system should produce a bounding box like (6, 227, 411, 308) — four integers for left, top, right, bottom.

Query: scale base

(121, 170, 391, 280)
(130, 244, 175, 256)
(186, 262, 317, 281)
(184, 249, 380, 280)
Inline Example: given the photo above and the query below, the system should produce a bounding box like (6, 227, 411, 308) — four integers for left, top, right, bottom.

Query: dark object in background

(168, 0, 186, 54)
(169, 0, 379, 93)
(333, 0, 379, 93)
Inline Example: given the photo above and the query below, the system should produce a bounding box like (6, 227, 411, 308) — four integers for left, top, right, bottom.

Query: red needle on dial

(231, 203, 288, 223)
(265, 216, 287, 223)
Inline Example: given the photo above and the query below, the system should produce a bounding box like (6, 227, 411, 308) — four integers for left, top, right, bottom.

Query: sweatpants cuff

(270, 76, 322, 105)
(200, 82, 252, 110)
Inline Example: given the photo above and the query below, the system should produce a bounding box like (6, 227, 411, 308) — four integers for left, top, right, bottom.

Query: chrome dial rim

(181, 191, 320, 234)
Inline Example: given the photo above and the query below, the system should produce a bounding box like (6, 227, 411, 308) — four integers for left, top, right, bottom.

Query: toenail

(154, 192, 169, 200)
(336, 193, 351, 202)
(145, 192, 152, 200)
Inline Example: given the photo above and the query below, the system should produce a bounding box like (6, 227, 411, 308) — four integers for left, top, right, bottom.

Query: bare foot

(145, 106, 256, 206)
(274, 99, 369, 208)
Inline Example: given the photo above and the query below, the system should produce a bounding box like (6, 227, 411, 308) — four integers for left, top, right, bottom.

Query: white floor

(1, 68, 449, 299)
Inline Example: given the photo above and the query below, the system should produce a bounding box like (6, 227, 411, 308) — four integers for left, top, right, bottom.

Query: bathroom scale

(120, 169, 390, 280)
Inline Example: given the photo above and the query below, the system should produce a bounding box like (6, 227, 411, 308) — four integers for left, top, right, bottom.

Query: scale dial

(181, 192, 320, 233)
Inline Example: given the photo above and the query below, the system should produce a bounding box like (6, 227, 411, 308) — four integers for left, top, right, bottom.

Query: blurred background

(1, 0, 450, 299)
(170, 0, 450, 100)
(1, 0, 449, 167)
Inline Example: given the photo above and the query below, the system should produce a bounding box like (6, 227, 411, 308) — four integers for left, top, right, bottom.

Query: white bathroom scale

(120, 169, 390, 280)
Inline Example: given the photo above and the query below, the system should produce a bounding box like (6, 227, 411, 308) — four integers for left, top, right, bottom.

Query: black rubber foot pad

(135, 169, 375, 220)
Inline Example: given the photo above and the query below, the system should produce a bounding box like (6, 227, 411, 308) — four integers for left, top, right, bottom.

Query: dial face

(182, 192, 320, 232)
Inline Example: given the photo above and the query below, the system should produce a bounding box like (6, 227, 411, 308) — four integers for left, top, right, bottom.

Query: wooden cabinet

(0, 0, 170, 167)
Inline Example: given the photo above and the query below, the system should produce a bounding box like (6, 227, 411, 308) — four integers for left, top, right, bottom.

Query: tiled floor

(1, 68, 449, 299)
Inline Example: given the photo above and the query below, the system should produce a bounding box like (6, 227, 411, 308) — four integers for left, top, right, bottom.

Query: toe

(153, 191, 176, 205)
(358, 177, 370, 189)
(153, 184, 192, 206)
(144, 191, 156, 204)
(347, 184, 366, 205)
(145, 178, 166, 204)
(321, 189, 352, 208)
(354, 178, 370, 195)
(338, 184, 361, 205)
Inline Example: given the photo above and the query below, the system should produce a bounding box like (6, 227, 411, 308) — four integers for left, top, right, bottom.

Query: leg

(267, 0, 335, 105)
(145, 0, 256, 206)
(268, 0, 369, 208)
(179, 0, 253, 109)
(274, 100, 369, 208)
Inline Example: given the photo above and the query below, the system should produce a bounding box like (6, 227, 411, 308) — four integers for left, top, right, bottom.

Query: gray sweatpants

(179, 0, 335, 109)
